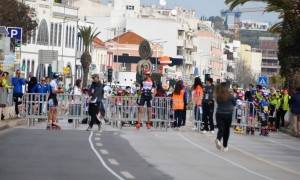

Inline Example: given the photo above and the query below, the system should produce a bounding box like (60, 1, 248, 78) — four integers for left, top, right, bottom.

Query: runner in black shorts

(136, 69, 156, 129)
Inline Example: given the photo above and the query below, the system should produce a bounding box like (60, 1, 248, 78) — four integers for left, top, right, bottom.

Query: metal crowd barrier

(21, 93, 88, 128)
(232, 100, 260, 133)
(103, 96, 171, 130)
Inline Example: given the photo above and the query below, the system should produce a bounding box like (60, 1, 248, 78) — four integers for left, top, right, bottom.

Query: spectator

(245, 84, 255, 100)
(202, 77, 215, 133)
(279, 88, 291, 128)
(214, 82, 236, 152)
(45, 76, 50, 84)
(31, 77, 50, 115)
(27, 72, 37, 93)
(192, 77, 203, 130)
(12, 70, 26, 117)
(172, 81, 186, 130)
(290, 87, 300, 137)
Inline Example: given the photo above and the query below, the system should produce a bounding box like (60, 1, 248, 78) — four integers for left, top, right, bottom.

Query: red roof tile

(111, 31, 145, 45)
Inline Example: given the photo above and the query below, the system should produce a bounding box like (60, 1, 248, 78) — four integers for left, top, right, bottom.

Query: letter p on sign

(7, 27, 22, 41)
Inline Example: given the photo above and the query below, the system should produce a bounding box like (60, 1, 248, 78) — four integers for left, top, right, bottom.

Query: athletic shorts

(48, 98, 58, 108)
(139, 95, 152, 107)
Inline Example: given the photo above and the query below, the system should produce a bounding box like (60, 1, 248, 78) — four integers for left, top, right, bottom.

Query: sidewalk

(0, 118, 27, 131)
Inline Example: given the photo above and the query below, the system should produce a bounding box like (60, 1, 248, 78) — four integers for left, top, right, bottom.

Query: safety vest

(193, 85, 203, 105)
(172, 89, 185, 110)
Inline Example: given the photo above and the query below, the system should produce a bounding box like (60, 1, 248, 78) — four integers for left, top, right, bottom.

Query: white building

(72, 0, 200, 80)
(19, 0, 80, 86)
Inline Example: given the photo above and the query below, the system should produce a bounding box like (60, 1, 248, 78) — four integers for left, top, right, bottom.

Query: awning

(113, 55, 183, 65)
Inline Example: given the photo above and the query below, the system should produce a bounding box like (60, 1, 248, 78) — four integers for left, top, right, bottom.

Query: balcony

(261, 62, 280, 69)
(177, 39, 184, 47)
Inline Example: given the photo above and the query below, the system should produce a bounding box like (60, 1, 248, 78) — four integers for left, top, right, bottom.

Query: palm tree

(225, 0, 300, 93)
(77, 26, 101, 87)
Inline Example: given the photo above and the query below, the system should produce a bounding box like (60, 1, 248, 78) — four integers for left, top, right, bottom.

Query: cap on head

(251, 92, 256, 95)
(144, 69, 151, 75)
(53, 73, 60, 79)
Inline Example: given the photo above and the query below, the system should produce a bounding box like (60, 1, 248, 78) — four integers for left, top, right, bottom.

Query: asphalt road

(0, 120, 300, 180)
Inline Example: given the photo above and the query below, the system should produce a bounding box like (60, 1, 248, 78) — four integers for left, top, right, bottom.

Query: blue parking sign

(258, 76, 268, 87)
(7, 27, 22, 41)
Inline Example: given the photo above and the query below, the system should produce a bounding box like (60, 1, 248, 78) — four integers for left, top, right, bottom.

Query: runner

(136, 69, 156, 129)
(47, 73, 64, 130)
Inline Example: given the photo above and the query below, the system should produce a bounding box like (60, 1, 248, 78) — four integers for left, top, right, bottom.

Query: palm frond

(77, 26, 101, 51)
(269, 22, 283, 34)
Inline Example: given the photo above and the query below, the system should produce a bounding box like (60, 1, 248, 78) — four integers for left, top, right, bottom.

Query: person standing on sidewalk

(290, 87, 300, 137)
(214, 82, 236, 152)
(279, 88, 291, 128)
(171, 81, 186, 130)
(192, 77, 203, 130)
(87, 74, 103, 131)
(202, 78, 215, 133)
(12, 70, 26, 117)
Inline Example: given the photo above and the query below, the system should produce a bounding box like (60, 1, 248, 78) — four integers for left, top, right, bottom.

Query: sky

(103, 0, 280, 25)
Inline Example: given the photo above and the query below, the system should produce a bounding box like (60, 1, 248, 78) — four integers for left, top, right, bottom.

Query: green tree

(225, 0, 300, 94)
(77, 26, 101, 87)
(0, 0, 38, 43)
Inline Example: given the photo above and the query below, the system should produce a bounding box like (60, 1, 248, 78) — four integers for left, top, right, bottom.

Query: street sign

(7, 27, 22, 41)
(258, 76, 268, 87)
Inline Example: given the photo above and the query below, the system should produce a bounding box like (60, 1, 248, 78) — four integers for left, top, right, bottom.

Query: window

(72, 27, 75, 48)
(37, 19, 49, 45)
(54, 23, 58, 46)
(69, 26, 72, 48)
(31, 60, 35, 75)
(50, 23, 53, 45)
(58, 24, 62, 47)
(126, 5, 134, 10)
(26, 60, 30, 77)
(65, 25, 69, 48)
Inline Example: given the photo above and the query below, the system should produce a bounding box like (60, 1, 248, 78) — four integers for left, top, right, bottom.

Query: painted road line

(108, 159, 119, 165)
(178, 134, 273, 180)
(95, 133, 101, 136)
(100, 149, 109, 155)
(266, 139, 300, 151)
(120, 171, 135, 179)
(96, 143, 103, 147)
(88, 131, 124, 180)
(95, 137, 101, 141)
(230, 143, 300, 177)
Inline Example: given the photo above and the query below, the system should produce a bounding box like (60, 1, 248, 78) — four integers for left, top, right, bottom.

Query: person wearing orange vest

(192, 77, 204, 130)
(172, 81, 187, 129)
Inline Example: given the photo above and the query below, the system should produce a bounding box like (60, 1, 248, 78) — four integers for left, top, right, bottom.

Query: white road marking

(257, 154, 300, 160)
(266, 139, 300, 151)
(88, 131, 124, 180)
(100, 149, 109, 155)
(120, 171, 135, 179)
(95, 137, 101, 141)
(95, 133, 101, 136)
(178, 134, 273, 180)
(230, 143, 300, 177)
(96, 143, 103, 147)
(108, 159, 119, 165)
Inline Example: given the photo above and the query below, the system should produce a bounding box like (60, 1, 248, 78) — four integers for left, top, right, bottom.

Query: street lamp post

(150, 40, 167, 73)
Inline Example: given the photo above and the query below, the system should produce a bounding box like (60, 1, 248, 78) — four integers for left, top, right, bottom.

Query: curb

(0, 118, 27, 131)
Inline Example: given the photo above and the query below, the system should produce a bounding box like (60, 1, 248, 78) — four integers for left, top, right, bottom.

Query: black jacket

(89, 81, 103, 103)
(290, 91, 300, 115)
(28, 77, 37, 93)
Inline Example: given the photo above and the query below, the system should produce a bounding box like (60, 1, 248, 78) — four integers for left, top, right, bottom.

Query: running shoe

(215, 139, 222, 150)
(223, 147, 229, 152)
(147, 123, 151, 129)
(210, 131, 215, 134)
(202, 130, 207, 134)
